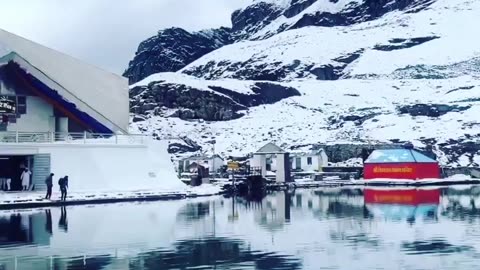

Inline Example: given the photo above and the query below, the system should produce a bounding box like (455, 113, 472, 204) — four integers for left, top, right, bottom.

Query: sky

(0, 0, 249, 75)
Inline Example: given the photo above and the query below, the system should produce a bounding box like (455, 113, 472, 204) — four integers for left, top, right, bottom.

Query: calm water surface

(1, 186, 480, 270)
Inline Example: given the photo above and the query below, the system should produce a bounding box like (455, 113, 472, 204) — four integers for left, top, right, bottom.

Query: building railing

(0, 131, 147, 145)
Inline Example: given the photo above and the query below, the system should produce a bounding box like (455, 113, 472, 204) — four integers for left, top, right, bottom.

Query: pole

(212, 142, 215, 181)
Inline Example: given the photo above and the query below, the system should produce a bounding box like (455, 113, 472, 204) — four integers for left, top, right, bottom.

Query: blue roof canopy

(365, 149, 436, 164)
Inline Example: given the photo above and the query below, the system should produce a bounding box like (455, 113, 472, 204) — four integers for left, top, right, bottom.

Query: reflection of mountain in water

(402, 239, 474, 255)
(129, 237, 302, 270)
(176, 202, 210, 223)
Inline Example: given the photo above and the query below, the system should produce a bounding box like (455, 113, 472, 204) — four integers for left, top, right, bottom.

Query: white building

(178, 155, 224, 173)
(249, 143, 328, 173)
(0, 29, 182, 192)
(291, 149, 329, 172)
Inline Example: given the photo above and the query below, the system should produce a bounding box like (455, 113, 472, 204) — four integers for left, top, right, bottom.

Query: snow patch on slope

(132, 72, 255, 95)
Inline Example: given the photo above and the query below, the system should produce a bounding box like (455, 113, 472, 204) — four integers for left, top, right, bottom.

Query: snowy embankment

(0, 184, 221, 209)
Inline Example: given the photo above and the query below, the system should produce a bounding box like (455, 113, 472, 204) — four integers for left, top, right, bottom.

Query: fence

(0, 131, 147, 145)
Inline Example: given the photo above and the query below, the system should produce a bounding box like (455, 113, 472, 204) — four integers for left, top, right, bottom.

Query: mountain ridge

(127, 0, 480, 167)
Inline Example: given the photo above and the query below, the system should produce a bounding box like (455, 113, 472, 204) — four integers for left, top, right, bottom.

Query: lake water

(1, 186, 480, 270)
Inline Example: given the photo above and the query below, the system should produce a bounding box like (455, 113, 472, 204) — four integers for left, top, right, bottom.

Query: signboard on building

(227, 161, 239, 170)
(0, 96, 16, 114)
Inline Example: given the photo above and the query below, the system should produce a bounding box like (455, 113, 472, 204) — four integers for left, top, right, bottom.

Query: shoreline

(2, 179, 480, 210)
(0, 192, 220, 210)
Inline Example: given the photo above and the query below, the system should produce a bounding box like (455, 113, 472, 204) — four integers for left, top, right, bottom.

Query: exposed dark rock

(132, 115, 146, 123)
(436, 137, 480, 166)
(124, 27, 233, 84)
(284, 0, 318, 18)
(231, 2, 284, 40)
(130, 83, 245, 121)
(290, 0, 436, 29)
(311, 143, 400, 163)
(183, 58, 356, 81)
(333, 50, 364, 64)
(373, 36, 439, 51)
(130, 81, 300, 121)
(446, 85, 475, 94)
(397, 104, 471, 117)
(209, 83, 300, 107)
(168, 137, 202, 154)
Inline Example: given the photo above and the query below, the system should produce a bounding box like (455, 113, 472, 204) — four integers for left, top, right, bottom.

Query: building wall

(7, 96, 54, 132)
(180, 157, 224, 173)
(0, 139, 183, 192)
(291, 155, 328, 172)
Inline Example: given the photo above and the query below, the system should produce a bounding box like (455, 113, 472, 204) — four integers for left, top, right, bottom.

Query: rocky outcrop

(290, 0, 436, 29)
(130, 80, 300, 121)
(373, 36, 440, 51)
(124, 27, 233, 84)
(231, 2, 285, 40)
(182, 54, 361, 81)
(397, 104, 471, 117)
(130, 83, 245, 121)
(167, 137, 202, 154)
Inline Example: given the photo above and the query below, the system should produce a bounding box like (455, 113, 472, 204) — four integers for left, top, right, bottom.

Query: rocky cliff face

(124, 27, 232, 84)
(125, 0, 438, 84)
(130, 73, 300, 121)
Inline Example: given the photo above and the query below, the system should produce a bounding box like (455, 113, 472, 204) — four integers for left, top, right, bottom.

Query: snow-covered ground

(132, 76, 480, 165)
(0, 184, 221, 207)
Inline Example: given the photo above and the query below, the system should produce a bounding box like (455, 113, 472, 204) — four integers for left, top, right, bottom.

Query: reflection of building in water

(0, 211, 51, 247)
(364, 189, 440, 222)
(254, 192, 291, 231)
(0, 210, 53, 270)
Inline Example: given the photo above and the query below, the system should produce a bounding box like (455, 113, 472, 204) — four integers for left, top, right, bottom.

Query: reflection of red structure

(364, 149, 440, 180)
(364, 189, 440, 205)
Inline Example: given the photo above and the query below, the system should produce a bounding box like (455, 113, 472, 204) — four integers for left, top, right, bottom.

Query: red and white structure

(363, 149, 440, 180)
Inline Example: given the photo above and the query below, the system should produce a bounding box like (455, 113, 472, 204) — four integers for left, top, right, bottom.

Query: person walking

(58, 176, 69, 201)
(21, 168, 31, 191)
(45, 173, 54, 199)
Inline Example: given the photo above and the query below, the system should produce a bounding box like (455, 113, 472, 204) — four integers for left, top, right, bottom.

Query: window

(17, 96, 26, 114)
(307, 157, 312, 165)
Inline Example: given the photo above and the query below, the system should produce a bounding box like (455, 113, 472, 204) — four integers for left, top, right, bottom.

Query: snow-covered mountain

(128, 0, 480, 167)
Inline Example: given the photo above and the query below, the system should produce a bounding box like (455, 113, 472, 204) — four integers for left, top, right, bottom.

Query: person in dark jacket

(45, 173, 54, 199)
(58, 176, 69, 201)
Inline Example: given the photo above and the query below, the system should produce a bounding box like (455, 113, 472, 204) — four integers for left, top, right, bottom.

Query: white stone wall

(7, 96, 54, 132)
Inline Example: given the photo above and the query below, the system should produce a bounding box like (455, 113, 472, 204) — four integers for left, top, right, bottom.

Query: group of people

(45, 173, 69, 201)
(1, 168, 32, 191)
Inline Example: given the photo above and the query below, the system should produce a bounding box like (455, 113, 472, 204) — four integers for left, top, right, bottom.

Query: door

(295, 157, 301, 170)
(32, 154, 51, 191)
